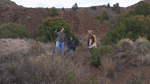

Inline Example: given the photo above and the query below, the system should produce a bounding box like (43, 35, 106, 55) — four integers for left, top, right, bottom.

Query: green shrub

(90, 6, 97, 10)
(38, 17, 79, 45)
(0, 23, 30, 38)
(95, 16, 104, 22)
(102, 10, 109, 20)
(89, 45, 112, 66)
(50, 7, 58, 17)
(101, 15, 150, 45)
(95, 11, 109, 21)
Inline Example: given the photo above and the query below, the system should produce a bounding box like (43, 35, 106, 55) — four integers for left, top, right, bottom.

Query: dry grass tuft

(101, 57, 116, 78)
(30, 41, 42, 54)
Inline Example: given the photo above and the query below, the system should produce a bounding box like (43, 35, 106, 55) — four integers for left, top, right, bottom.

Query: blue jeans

(55, 41, 64, 56)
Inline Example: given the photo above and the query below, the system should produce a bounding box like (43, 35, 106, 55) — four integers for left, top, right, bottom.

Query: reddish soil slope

(0, 0, 111, 38)
(62, 11, 110, 36)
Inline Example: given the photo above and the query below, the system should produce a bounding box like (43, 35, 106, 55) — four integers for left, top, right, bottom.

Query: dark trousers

(67, 47, 76, 52)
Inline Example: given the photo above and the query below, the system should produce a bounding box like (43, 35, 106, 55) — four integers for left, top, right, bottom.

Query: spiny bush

(89, 45, 112, 66)
(116, 38, 134, 52)
(138, 53, 150, 65)
(0, 23, 30, 38)
(135, 38, 150, 54)
(38, 17, 79, 45)
(101, 15, 150, 45)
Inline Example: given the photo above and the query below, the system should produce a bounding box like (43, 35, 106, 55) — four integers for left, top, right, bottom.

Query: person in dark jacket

(67, 37, 76, 52)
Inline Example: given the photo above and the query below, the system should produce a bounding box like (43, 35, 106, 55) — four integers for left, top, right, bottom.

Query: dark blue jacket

(68, 40, 76, 48)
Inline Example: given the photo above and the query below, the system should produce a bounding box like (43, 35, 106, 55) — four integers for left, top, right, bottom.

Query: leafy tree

(50, 7, 58, 17)
(107, 3, 111, 8)
(72, 3, 78, 11)
(0, 23, 30, 38)
(38, 17, 79, 44)
(112, 3, 120, 14)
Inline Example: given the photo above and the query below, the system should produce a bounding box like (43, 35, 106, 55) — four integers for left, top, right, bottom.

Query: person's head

(70, 37, 73, 40)
(60, 28, 65, 33)
(88, 30, 92, 35)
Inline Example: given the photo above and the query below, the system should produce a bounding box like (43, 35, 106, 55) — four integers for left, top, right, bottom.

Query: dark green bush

(90, 6, 97, 10)
(50, 7, 58, 17)
(0, 23, 30, 38)
(89, 45, 112, 66)
(38, 17, 79, 45)
(101, 15, 150, 45)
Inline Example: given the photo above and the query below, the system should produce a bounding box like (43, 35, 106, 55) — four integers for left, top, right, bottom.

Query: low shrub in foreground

(89, 45, 112, 66)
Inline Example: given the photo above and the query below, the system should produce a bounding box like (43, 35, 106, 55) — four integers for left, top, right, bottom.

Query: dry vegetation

(101, 57, 116, 78)
(0, 39, 77, 84)
(0, 52, 77, 84)
(0, 37, 150, 84)
(0, 39, 98, 84)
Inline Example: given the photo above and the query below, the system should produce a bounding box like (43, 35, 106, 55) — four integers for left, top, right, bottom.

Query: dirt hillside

(0, 0, 111, 39)
(0, 0, 148, 38)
